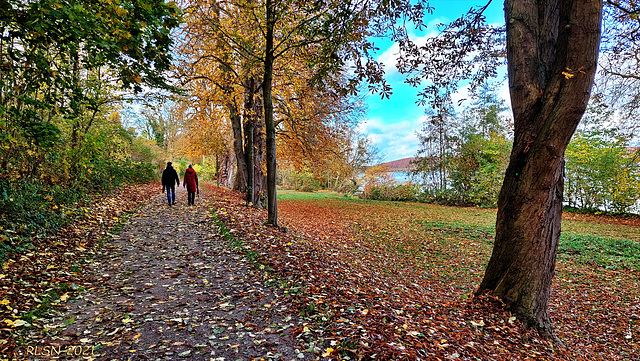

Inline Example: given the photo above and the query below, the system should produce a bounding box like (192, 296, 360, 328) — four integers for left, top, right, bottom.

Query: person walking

(183, 164, 199, 206)
(162, 162, 180, 206)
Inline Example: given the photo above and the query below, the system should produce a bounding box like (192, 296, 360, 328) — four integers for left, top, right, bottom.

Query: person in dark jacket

(161, 162, 180, 206)
(183, 164, 199, 206)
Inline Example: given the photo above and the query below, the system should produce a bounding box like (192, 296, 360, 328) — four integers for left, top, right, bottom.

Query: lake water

(392, 172, 412, 183)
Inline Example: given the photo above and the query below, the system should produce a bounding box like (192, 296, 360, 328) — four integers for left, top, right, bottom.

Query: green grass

(559, 234, 640, 270)
(562, 219, 640, 242)
(419, 214, 640, 271)
(421, 221, 495, 242)
(277, 189, 347, 201)
(280, 190, 640, 273)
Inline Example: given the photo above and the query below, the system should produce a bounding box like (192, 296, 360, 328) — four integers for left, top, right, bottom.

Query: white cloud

(363, 15, 512, 162)
(359, 116, 425, 162)
(376, 42, 401, 75)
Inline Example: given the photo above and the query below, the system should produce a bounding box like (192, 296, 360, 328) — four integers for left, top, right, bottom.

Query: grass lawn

(279, 189, 640, 272)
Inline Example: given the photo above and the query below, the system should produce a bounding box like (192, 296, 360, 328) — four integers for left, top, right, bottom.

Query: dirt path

(18, 186, 312, 361)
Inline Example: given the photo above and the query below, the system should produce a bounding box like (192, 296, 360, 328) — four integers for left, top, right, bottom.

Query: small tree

(450, 132, 511, 207)
(411, 107, 457, 194)
(565, 129, 640, 213)
(448, 87, 511, 206)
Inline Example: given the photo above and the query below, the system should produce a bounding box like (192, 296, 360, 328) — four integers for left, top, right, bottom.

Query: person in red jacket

(183, 164, 199, 206)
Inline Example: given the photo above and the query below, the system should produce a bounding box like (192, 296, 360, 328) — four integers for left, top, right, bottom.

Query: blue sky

(359, 0, 507, 162)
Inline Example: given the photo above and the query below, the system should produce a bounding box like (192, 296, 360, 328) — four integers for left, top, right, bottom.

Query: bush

(192, 160, 219, 181)
(449, 133, 510, 207)
(298, 173, 321, 192)
(82, 159, 157, 191)
(280, 170, 321, 192)
(361, 184, 418, 202)
(565, 130, 640, 214)
(0, 159, 157, 261)
(0, 179, 83, 260)
(413, 188, 467, 206)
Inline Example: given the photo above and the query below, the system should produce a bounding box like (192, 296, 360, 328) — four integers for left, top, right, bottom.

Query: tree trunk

(253, 92, 266, 207)
(243, 76, 266, 206)
(244, 79, 255, 205)
(263, 0, 277, 226)
(217, 152, 230, 188)
(229, 102, 247, 192)
(477, 0, 602, 339)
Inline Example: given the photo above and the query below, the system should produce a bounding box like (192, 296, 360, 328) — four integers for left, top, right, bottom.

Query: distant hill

(377, 157, 415, 172)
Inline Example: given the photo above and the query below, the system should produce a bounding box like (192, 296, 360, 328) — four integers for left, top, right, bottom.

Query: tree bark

(477, 0, 602, 338)
(253, 91, 266, 207)
(244, 78, 255, 205)
(243, 76, 266, 206)
(229, 102, 247, 192)
(263, 0, 277, 226)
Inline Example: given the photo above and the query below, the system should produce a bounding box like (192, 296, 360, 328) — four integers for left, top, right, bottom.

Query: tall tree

(259, 0, 429, 225)
(0, 0, 180, 182)
(476, 0, 602, 338)
(243, 76, 265, 206)
(412, 105, 457, 193)
(177, 0, 430, 225)
(175, 0, 268, 204)
(398, 0, 604, 338)
(263, 0, 277, 224)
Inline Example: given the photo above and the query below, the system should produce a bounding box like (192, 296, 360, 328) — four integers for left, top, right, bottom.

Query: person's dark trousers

(166, 186, 176, 205)
(188, 192, 195, 205)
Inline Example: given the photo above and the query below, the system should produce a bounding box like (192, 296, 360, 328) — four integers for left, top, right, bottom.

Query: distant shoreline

(375, 157, 415, 173)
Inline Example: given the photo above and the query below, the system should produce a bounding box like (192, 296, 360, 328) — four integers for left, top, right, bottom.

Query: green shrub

(0, 159, 157, 261)
(362, 184, 418, 202)
(449, 133, 510, 207)
(0, 179, 80, 259)
(82, 159, 157, 191)
(280, 170, 321, 192)
(565, 130, 640, 214)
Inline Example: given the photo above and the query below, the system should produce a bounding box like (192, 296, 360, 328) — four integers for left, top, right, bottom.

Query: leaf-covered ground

(1, 184, 159, 357)
(2, 184, 313, 360)
(2, 185, 639, 360)
(212, 189, 639, 360)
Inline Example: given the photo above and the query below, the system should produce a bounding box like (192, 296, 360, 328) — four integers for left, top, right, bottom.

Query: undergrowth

(0, 161, 156, 262)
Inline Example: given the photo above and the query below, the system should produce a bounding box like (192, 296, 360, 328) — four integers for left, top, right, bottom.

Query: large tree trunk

(217, 152, 232, 188)
(263, 0, 278, 226)
(243, 76, 266, 206)
(477, 0, 602, 338)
